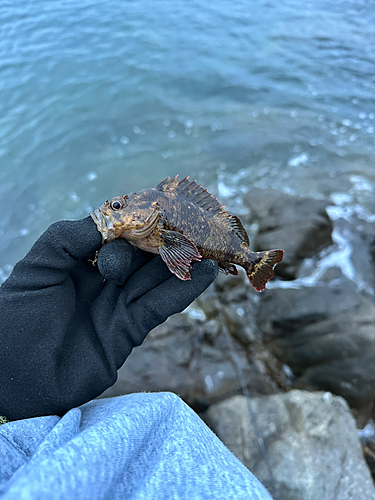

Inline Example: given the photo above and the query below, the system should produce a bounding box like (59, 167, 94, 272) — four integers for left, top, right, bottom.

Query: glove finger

(2, 217, 102, 289)
(128, 259, 218, 334)
(94, 260, 217, 372)
(122, 256, 175, 304)
(97, 239, 154, 285)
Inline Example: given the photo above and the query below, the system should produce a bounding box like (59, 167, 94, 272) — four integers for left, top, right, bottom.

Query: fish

(90, 175, 284, 291)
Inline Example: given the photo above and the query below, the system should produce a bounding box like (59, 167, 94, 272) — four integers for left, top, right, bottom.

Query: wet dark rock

(320, 266, 347, 282)
(199, 280, 260, 346)
(222, 303, 258, 345)
(243, 189, 333, 279)
(213, 268, 253, 303)
(257, 281, 375, 417)
(204, 390, 375, 500)
(214, 267, 246, 293)
(102, 297, 281, 410)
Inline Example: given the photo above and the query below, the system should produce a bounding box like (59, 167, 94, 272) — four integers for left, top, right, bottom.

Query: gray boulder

(257, 281, 375, 420)
(204, 390, 375, 500)
(243, 189, 333, 279)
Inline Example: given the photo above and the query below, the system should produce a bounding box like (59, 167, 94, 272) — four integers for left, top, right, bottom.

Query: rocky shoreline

(102, 188, 375, 499)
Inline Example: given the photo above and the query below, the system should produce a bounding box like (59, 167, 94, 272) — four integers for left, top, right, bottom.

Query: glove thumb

(2, 217, 102, 290)
(97, 239, 153, 285)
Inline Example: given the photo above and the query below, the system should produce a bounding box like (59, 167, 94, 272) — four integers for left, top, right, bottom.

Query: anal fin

(159, 230, 202, 280)
(218, 262, 239, 276)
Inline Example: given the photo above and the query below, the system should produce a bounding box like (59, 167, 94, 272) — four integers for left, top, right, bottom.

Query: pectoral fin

(159, 230, 202, 280)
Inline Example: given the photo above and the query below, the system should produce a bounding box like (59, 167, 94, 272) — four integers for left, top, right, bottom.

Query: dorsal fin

(156, 175, 179, 192)
(157, 175, 250, 245)
(227, 215, 250, 246)
(174, 176, 226, 215)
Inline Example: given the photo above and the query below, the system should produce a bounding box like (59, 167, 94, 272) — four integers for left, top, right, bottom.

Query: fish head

(90, 193, 159, 243)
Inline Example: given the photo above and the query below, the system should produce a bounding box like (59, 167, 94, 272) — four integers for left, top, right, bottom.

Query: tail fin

(246, 249, 284, 292)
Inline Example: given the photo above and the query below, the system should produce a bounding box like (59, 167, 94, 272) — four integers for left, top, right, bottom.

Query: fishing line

(214, 299, 280, 500)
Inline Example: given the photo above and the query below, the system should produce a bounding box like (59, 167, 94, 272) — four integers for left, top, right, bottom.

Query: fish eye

(110, 199, 123, 210)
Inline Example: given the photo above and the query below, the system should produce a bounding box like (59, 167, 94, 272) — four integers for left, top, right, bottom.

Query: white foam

(330, 192, 352, 205)
(86, 171, 98, 181)
(218, 181, 236, 198)
(69, 192, 80, 203)
(287, 152, 309, 167)
(350, 174, 373, 193)
(341, 119, 352, 127)
(268, 228, 358, 290)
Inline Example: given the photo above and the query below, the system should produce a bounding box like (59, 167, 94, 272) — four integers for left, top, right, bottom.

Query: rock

(364, 443, 375, 481)
(257, 281, 375, 417)
(221, 303, 258, 345)
(101, 294, 281, 410)
(243, 189, 333, 279)
(204, 390, 375, 500)
(214, 267, 246, 294)
(358, 420, 375, 481)
(201, 282, 260, 347)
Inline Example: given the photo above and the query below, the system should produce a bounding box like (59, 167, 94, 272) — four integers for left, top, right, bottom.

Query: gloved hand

(0, 217, 218, 421)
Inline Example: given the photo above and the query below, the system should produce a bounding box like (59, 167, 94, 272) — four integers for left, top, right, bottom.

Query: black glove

(0, 217, 218, 421)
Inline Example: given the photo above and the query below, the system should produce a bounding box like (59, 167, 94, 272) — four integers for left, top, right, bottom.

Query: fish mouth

(90, 209, 116, 244)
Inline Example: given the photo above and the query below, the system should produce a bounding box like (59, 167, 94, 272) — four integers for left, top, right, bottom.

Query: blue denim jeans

(0, 392, 272, 500)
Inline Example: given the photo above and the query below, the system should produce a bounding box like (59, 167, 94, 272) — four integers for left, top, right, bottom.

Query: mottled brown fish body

(90, 175, 284, 291)
(129, 188, 239, 257)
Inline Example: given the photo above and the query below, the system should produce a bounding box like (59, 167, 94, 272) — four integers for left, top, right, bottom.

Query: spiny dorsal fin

(156, 175, 179, 192)
(157, 175, 249, 245)
(174, 175, 227, 215)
